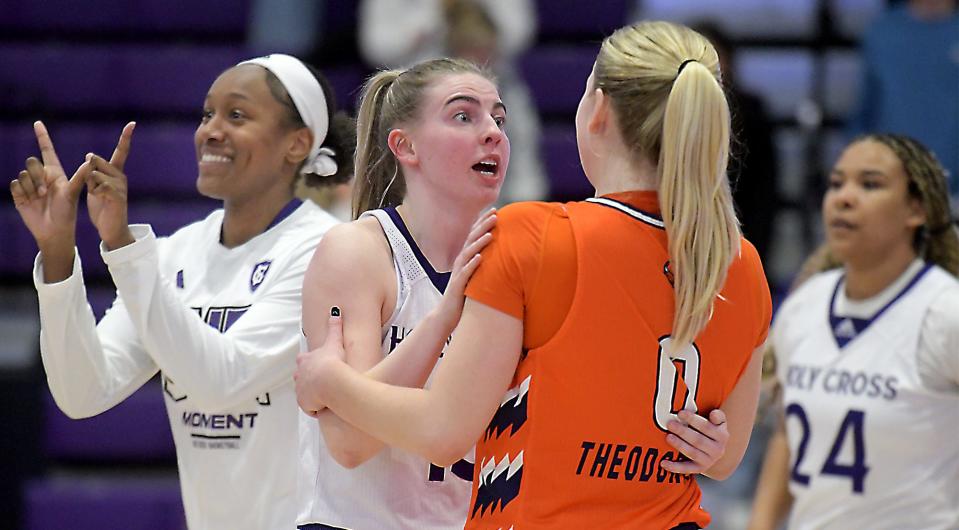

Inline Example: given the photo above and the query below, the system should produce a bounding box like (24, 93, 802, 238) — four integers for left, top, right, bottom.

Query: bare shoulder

(306, 217, 393, 289)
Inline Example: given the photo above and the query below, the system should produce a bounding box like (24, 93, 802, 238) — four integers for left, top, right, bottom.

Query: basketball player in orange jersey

(296, 21, 771, 529)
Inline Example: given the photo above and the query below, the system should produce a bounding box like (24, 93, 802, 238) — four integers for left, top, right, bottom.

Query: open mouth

(472, 160, 498, 176)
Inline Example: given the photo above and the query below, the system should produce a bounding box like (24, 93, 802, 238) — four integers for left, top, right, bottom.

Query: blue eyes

(453, 111, 506, 129)
(454, 111, 506, 128)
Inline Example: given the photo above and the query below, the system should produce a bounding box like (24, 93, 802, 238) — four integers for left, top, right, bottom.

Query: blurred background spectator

(845, 0, 958, 195)
(695, 22, 781, 274)
(359, 0, 548, 204)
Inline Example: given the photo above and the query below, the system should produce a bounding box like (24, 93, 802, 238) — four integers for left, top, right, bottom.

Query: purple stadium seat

(0, 205, 38, 277)
(0, 0, 249, 37)
(86, 287, 118, 321)
(127, 201, 216, 238)
(540, 125, 592, 201)
(7, 121, 206, 199)
(43, 381, 175, 461)
(0, 45, 247, 115)
(520, 46, 596, 116)
(535, 0, 630, 39)
(124, 45, 248, 114)
(324, 65, 369, 112)
(24, 476, 185, 530)
(113, 123, 201, 199)
(69, 200, 216, 280)
(0, 123, 16, 185)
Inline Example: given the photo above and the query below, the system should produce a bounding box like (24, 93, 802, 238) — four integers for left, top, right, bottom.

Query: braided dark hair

(861, 133, 959, 276)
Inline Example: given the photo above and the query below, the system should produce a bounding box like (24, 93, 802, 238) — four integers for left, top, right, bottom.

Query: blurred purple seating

(24, 476, 185, 530)
(0, 0, 249, 37)
(122, 124, 201, 198)
(540, 125, 592, 201)
(7, 122, 204, 199)
(86, 286, 118, 321)
(325, 65, 369, 112)
(520, 45, 596, 116)
(0, 45, 247, 115)
(72, 201, 216, 280)
(535, 0, 630, 39)
(0, 123, 15, 185)
(43, 381, 175, 460)
(0, 206, 37, 277)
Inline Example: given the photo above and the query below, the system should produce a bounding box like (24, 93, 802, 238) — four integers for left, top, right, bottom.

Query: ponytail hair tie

(677, 59, 698, 77)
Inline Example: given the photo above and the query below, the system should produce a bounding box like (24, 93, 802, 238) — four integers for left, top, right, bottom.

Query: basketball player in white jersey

(9, 54, 355, 529)
(748, 134, 959, 530)
(293, 57, 506, 529)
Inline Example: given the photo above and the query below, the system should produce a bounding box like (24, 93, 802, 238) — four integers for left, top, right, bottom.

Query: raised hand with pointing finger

(84, 121, 136, 250)
(10, 121, 90, 282)
(9, 120, 136, 280)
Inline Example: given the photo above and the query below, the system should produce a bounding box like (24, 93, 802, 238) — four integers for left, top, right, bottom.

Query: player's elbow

(422, 425, 475, 468)
(49, 390, 106, 420)
(56, 402, 99, 420)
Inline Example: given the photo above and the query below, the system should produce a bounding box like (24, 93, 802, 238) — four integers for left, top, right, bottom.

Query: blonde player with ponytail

(297, 21, 771, 529)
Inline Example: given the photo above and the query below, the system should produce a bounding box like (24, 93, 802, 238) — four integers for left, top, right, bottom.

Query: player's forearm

(104, 227, 291, 409)
(321, 358, 470, 466)
(317, 410, 386, 468)
(366, 308, 452, 388)
(704, 344, 764, 480)
(747, 428, 793, 530)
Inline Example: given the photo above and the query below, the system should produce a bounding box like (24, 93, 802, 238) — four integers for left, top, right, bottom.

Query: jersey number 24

(786, 403, 870, 493)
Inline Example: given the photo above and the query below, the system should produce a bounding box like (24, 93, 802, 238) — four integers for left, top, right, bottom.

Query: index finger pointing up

(33, 121, 63, 170)
(110, 122, 136, 172)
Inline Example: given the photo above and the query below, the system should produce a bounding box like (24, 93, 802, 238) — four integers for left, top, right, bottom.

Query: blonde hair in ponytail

(352, 57, 492, 219)
(353, 70, 404, 219)
(595, 21, 740, 349)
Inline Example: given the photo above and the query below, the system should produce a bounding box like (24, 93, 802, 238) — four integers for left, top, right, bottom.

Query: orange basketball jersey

(465, 196, 770, 529)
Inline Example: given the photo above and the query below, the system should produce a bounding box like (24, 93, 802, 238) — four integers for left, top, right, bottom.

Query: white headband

(237, 53, 338, 177)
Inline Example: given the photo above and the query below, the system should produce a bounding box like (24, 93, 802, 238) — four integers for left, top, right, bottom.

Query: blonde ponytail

(595, 21, 740, 349)
(352, 70, 404, 219)
(660, 61, 740, 348)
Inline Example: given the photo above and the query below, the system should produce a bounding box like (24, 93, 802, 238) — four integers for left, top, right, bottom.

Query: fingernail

(330, 306, 340, 317)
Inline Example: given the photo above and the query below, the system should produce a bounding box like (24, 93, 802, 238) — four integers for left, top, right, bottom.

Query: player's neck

(221, 188, 296, 248)
(396, 193, 487, 272)
(591, 151, 657, 196)
(843, 245, 919, 300)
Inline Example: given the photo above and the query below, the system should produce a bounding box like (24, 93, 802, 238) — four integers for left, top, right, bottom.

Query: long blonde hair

(352, 57, 491, 219)
(595, 21, 740, 348)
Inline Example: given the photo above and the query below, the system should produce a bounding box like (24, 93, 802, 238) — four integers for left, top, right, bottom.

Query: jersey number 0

(653, 336, 702, 431)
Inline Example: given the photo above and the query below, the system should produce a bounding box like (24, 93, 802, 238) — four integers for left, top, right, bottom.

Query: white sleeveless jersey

(297, 207, 473, 529)
(773, 264, 959, 530)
